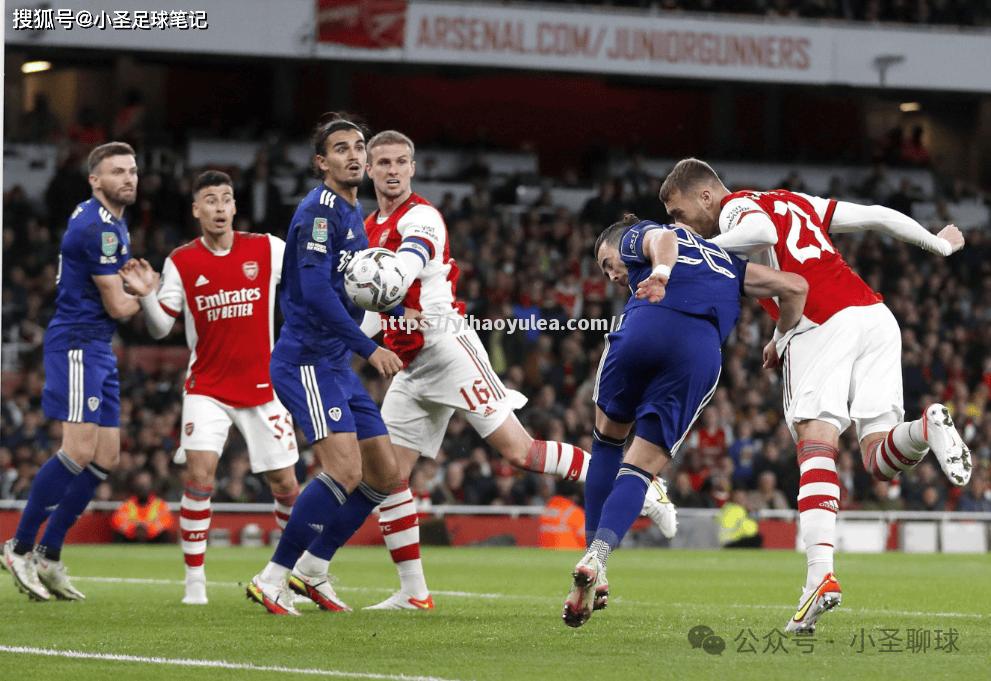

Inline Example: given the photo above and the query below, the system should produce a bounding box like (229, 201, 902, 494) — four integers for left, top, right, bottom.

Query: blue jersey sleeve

(294, 203, 379, 360)
(619, 222, 664, 266)
(81, 221, 128, 276)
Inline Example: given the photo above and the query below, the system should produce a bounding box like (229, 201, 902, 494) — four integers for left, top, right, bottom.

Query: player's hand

(762, 339, 780, 369)
(369, 347, 403, 378)
(636, 274, 668, 303)
(402, 308, 427, 331)
(120, 259, 156, 296)
(937, 224, 964, 254)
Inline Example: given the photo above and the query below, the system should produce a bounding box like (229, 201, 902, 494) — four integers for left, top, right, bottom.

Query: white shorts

(783, 303, 904, 442)
(381, 327, 527, 458)
(177, 394, 299, 474)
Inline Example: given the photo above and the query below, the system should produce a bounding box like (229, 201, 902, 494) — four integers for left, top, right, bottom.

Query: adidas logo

(819, 499, 839, 512)
(346, 229, 355, 239)
(307, 523, 324, 533)
(195, 274, 210, 287)
(483, 406, 496, 417)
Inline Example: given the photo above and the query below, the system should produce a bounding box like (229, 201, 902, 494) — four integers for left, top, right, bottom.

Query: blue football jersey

(620, 221, 746, 343)
(45, 198, 131, 349)
(273, 184, 375, 366)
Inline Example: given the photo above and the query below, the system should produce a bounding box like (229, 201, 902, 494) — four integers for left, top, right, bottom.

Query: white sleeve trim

(268, 234, 286, 283)
(360, 310, 383, 338)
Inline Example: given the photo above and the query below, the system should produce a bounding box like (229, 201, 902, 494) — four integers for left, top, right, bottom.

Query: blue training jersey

(45, 197, 131, 349)
(273, 184, 378, 366)
(620, 221, 746, 343)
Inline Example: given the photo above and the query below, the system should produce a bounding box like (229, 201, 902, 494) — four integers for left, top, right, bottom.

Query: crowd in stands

(550, 0, 991, 26)
(2, 141, 990, 518)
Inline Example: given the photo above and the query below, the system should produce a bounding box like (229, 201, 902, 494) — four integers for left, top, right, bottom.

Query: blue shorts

(42, 342, 121, 427)
(593, 306, 722, 457)
(270, 355, 388, 444)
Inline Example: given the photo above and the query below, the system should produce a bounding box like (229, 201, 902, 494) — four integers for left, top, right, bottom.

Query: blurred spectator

(20, 93, 60, 143)
(113, 89, 147, 148)
(718, 490, 763, 548)
(110, 471, 176, 543)
(901, 125, 931, 166)
(749, 470, 790, 511)
(67, 107, 108, 150)
(957, 473, 991, 512)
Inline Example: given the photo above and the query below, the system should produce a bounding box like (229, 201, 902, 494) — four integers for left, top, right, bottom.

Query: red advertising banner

(317, 0, 408, 49)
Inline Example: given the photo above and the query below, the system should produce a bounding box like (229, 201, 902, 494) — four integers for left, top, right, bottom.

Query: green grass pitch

(1, 546, 988, 680)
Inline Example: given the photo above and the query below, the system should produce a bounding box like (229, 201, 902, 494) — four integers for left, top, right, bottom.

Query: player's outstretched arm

(743, 264, 809, 369)
(94, 272, 140, 319)
(635, 228, 678, 303)
(829, 201, 964, 255)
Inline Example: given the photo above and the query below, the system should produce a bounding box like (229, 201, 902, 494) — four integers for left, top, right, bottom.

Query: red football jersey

(365, 193, 464, 366)
(719, 189, 882, 323)
(159, 232, 280, 408)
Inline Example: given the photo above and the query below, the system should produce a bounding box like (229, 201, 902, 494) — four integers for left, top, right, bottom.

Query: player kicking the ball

(660, 158, 971, 633)
(563, 214, 808, 628)
(359, 131, 677, 611)
(121, 170, 300, 605)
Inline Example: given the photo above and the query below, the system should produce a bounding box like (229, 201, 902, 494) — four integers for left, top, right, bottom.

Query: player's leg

(244, 399, 301, 530)
(35, 424, 119, 602)
(853, 305, 971, 486)
(368, 379, 444, 609)
(783, 312, 856, 634)
(174, 395, 235, 605)
(5, 347, 102, 601)
(292, 379, 399, 611)
(248, 360, 362, 615)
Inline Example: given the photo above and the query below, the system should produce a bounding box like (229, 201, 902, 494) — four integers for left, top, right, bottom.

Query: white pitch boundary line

(0, 645, 465, 681)
(69, 576, 987, 620)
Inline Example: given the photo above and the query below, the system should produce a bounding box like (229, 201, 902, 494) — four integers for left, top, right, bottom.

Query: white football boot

(923, 404, 972, 486)
(3, 540, 50, 602)
(246, 575, 300, 616)
(34, 551, 85, 600)
(562, 552, 607, 628)
(641, 477, 678, 539)
(364, 592, 435, 610)
(784, 572, 842, 634)
(288, 569, 351, 612)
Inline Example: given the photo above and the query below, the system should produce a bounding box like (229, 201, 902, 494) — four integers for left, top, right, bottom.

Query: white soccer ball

(344, 247, 406, 312)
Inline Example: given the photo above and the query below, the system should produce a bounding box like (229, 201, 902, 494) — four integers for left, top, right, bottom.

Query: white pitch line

(69, 576, 987, 620)
(0, 645, 465, 681)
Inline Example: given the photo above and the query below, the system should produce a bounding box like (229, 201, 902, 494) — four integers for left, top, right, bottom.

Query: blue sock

(13, 451, 82, 554)
(270, 473, 347, 569)
(590, 463, 652, 564)
(584, 429, 626, 544)
(38, 463, 109, 560)
(306, 482, 389, 561)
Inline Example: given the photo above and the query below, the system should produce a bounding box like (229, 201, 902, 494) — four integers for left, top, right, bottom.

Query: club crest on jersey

(312, 218, 328, 243)
(243, 261, 259, 281)
(378, 230, 390, 246)
(328, 407, 342, 422)
(101, 232, 118, 256)
(87, 397, 100, 412)
(185, 422, 194, 436)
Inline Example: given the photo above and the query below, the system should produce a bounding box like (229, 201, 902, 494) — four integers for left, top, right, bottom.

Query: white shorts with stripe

(783, 303, 904, 442)
(176, 394, 299, 474)
(382, 326, 527, 457)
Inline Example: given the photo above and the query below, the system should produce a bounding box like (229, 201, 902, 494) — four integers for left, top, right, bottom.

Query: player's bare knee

(486, 415, 533, 466)
(794, 419, 840, 448)
(264, 467, 298, 496)
(61, 422, 99, 466)
(594, 409, 631, 441)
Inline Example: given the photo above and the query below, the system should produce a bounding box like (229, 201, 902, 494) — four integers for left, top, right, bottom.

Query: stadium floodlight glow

(900, 102, 921, 112)
(21, 61, 52, 74)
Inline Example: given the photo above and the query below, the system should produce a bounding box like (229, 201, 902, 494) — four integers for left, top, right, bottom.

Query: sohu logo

(689, 624, 725, 655)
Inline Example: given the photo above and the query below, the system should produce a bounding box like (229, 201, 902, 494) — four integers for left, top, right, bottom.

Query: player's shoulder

(400, 201, 446, 230)
(719, 191, 770, 232)
(67, 198, 111, 230)
(169, 238, 201, 261)
(235, 230, 269, 242)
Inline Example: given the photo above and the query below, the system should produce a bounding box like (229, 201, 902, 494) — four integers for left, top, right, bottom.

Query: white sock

(185, 565, 205, 582)
(295, 550, 329, 578)
(260, 561, 289, 585)
(805, 543, 834, 592)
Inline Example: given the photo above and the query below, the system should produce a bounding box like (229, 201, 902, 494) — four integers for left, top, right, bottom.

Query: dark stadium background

(3, 0, 990, 531)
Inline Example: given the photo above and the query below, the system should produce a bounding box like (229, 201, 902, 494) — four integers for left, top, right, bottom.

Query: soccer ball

(344, 248, 406, 312)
